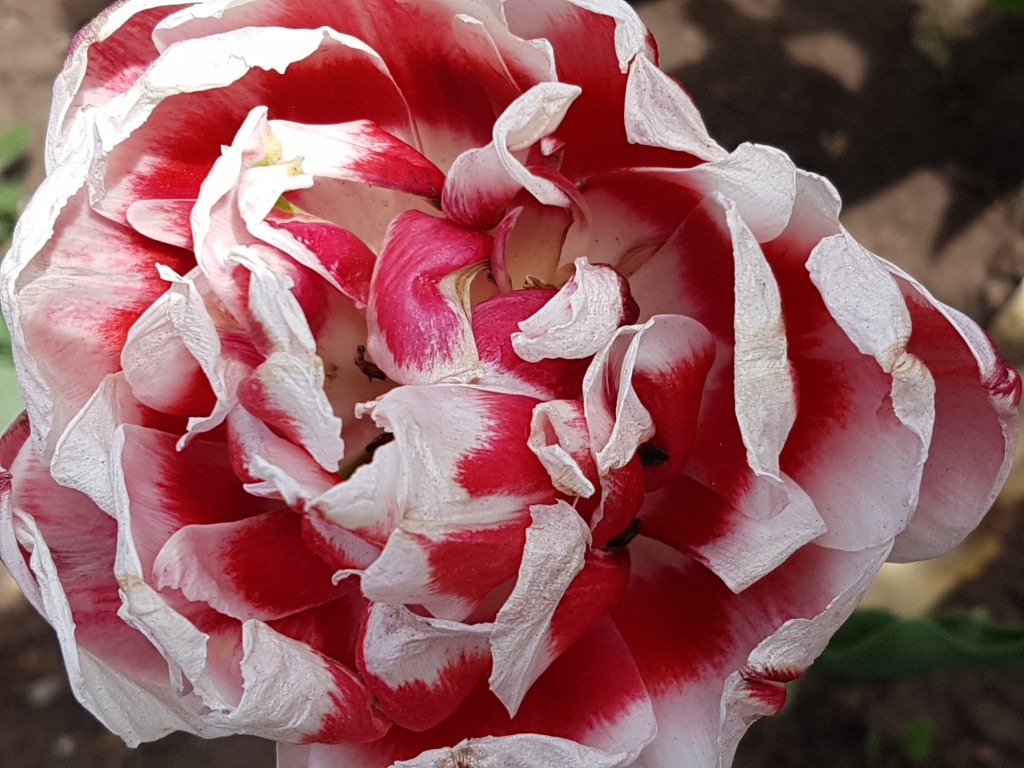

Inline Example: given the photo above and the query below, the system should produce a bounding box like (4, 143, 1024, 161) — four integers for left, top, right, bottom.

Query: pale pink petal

(2, 189, 193, 456)
(358, 602, 491, 732)
(125, 198, 194, 250)
(144, 265, 249, 447)
(366, 211, 492, 385)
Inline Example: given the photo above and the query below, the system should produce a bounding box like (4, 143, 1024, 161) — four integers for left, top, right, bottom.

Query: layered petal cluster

(0, 1, 1018, 767)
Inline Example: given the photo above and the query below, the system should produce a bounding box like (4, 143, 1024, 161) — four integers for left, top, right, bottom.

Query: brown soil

(1, 0, 1023, 766)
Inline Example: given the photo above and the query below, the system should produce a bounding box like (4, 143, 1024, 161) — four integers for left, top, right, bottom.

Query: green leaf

(989, 0, 1024, 12)
(0, 180, 23, 215)
(814, 608, 1024, 679)
(0, 355, 22, 428)
(0, 123, 30, 173)
(901, 717, 937, 763)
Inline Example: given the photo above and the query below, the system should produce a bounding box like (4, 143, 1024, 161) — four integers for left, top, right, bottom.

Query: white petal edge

(488, 501, 591, 716)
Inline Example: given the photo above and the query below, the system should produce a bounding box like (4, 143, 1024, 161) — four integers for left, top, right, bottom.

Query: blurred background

(0, 0, 1022, 765)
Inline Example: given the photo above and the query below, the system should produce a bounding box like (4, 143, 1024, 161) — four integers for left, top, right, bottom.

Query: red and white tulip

(0, 0, 1018, 766)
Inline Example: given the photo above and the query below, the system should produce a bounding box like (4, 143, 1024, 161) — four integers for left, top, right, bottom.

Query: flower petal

(308, 618, 656, 767)
(885, 266, 1020, 560)
(358, 602, 492, 732)
(473, 289, 591, 399)
(805, 230, 936, 548)
(512, 257, 638, 362)
(624, 54, 725, 161)
(442, 82, 582, 229)
(366, 211, 492, 384)
(487, 500, 590, 715)
(612, 539, 889, 767)
(2, 439, 229, 745)
(202, 619, 391, 744)
(152, 510, 346, 622)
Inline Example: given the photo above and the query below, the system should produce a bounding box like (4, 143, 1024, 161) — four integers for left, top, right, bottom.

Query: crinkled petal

(512, 257, 638, 362)
(358, 602, 492, 732)
(202, 619, 391, 744)
(806, 230, 935, 548)
(443, 82, 582, 229)
(624, 54, 725, 161)
(487, 501, 590, 715)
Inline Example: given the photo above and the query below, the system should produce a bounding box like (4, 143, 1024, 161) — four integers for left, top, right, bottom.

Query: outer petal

(804, 230, 935, 548)
(885, 266, 1020, 560)
(2, 187, 193, 456)
(1, 435, 230, 745)
(152, 0, 557, 165)
(94, 26, 416, 222)
(612, 539, 890, 768)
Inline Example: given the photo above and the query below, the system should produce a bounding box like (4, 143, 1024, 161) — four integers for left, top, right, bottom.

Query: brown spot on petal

(355, 344, 387, 382)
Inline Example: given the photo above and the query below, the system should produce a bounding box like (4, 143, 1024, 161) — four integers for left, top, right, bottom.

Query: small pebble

(25, 675, 63, 708)
(52, 734, 75, 759)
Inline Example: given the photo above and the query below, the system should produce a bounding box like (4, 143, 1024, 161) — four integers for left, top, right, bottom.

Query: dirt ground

(1, 0, 1023, 766)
